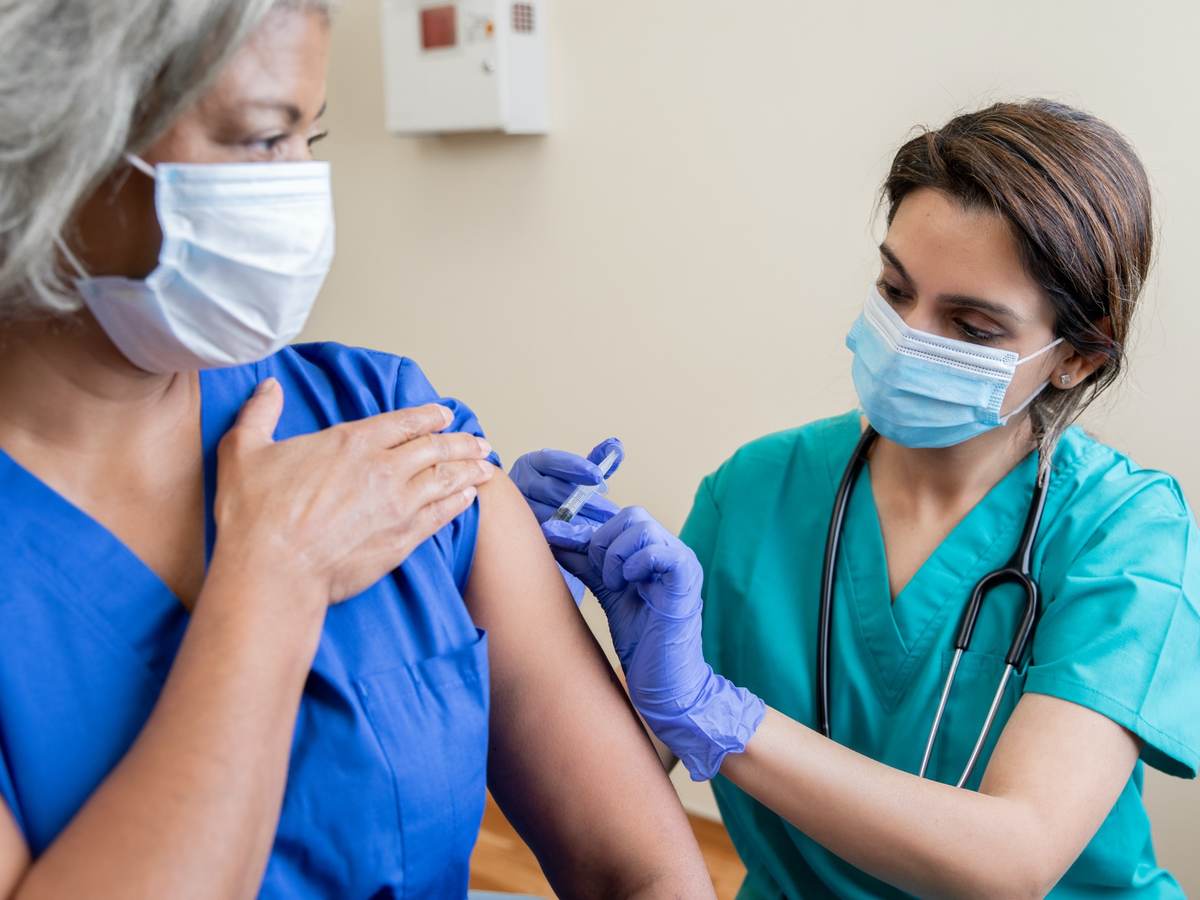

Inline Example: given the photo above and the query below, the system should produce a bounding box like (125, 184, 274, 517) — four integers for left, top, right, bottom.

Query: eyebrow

(246, 98, 328, 124)
(878, 242, 1028, 325)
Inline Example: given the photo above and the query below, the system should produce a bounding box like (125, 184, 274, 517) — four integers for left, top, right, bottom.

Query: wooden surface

(469, 792, 747, 898)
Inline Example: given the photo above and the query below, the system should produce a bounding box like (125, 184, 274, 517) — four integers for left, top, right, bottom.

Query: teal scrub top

(681, 411, 1199, 899)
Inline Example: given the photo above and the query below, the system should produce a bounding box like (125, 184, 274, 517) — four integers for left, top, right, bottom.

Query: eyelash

(254, 134, 288, 152)
(877, 281, 1004, 343)
(250, 131, 330, 152)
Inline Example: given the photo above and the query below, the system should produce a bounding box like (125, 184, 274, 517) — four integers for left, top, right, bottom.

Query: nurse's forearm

(720, 705, 1114, 900)
(15, 560, 325, 900)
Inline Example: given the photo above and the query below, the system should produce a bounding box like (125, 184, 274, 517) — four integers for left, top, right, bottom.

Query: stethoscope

(815, 426, 1051, 788)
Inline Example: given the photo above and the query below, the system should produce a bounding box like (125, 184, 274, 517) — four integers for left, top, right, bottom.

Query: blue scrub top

(0, 343, 501, 897)
(683, 412, 1200, 899)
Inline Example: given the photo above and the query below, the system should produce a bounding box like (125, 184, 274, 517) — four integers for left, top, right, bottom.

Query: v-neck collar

(825, 416, 1037, 708)
(0, 369, 223, 682)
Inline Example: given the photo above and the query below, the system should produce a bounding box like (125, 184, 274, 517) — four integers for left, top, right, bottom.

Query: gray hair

(0, 0, 333, 319)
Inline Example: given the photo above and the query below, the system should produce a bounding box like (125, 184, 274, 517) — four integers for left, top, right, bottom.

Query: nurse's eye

(955, 318, 1003, 343)
(878, 281, 911, 305)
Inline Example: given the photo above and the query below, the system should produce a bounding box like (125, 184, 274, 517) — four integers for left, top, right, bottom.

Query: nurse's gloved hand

(543, 507, 766, 781)
(510, 438, 624, 528)
(509, 438, 624, 603)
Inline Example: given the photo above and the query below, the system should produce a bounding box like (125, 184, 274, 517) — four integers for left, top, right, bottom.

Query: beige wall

(310, 0, 1198, 890)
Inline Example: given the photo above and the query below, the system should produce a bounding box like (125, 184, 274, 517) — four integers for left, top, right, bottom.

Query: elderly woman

(0, 2, 713, 897)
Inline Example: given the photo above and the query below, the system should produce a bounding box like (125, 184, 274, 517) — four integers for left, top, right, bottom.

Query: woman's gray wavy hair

(0, 0, 333, 320)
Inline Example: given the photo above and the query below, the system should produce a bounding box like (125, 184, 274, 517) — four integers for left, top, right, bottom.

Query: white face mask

(66, 154, 335, 373)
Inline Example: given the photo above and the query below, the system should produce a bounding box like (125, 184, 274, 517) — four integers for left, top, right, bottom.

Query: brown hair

(883, 99, 1153, 473)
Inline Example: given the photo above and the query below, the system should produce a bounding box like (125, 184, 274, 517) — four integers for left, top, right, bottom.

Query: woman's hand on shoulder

(210, 378, 496, 607)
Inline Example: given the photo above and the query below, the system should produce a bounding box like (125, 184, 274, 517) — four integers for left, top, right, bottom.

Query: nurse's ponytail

(882, 100, 1154, 477)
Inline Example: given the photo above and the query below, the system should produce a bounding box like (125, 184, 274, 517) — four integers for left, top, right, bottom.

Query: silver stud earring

(1059, 373, 1071, 387)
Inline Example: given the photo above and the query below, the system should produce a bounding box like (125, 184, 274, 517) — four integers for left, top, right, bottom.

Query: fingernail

(477, 438, 492, 456)
(255, 377, 278, 395)
(437, 405, 454, 426)
(463, 486, 478, 502)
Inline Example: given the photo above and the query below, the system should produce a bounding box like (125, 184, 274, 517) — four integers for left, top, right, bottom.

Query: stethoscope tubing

(816, 427, 878, 740)
(817, 425, 1051, 786)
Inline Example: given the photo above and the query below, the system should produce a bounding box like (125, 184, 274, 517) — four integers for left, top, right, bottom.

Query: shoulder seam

(700, 474, 722, 517)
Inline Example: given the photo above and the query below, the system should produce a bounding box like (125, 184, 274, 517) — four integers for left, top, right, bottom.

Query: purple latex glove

(510, 439, 624, 603)
(510, 438, 625, 526)
(543, 507, 766, 781)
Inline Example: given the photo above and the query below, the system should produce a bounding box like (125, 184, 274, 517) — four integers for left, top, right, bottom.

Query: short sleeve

(265, 344, 501, 594)
(391, 356, 500, 593)
(389, 357, 497, 462)
(1025, 486, 1200, 778)
(680, 474, 722, 579)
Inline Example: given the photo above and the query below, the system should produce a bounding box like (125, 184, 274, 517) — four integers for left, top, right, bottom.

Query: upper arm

(1023, 488, 1200, 778)
(979, 487, 1200, 890)
(979, 692, 1139, 889)
(464, 473, 713, 898)
(0, 800, 29, 898)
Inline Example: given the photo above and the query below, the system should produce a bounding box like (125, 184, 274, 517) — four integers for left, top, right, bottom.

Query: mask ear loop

(1015, 336, 1064, 366)
(998, 380, 1050, 425)
(124, 154, 158, 180)
(56, 153, 157, 282)
(54, 154, 157, 283)
(54, 235, 89, 281)
(999, 337, 1067, 425)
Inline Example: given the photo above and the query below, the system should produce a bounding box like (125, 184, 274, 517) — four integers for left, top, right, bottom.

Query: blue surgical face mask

(846, 286, 1063, 449)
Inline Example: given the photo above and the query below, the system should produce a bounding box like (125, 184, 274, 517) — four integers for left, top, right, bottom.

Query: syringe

(550, 449, 620, 522)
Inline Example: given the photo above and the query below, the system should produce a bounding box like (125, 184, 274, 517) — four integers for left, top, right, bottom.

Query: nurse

(514, 101, 1200, 897)
(0, 1, 715, 897)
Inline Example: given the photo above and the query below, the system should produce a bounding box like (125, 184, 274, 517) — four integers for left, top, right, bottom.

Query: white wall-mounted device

(380, 0, 549, 135)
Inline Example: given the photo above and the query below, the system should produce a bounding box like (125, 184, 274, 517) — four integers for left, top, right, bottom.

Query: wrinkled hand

(543, 507, 765, 781)
(509, 438, 624, 602)
(214, 378, 495, 606)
